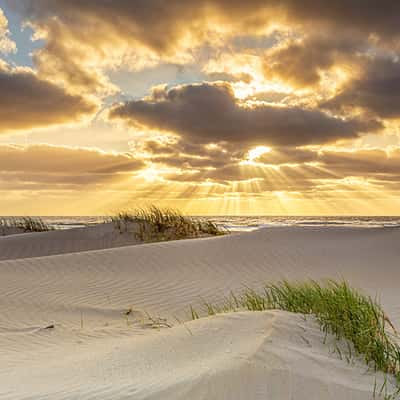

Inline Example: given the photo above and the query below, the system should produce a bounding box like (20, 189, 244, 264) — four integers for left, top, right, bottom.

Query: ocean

(5, 216, 400, 232)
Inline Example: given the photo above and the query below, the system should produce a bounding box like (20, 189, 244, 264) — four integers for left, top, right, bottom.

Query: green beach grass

(190, 280, 400, 399)
(111, 205, 225, 241)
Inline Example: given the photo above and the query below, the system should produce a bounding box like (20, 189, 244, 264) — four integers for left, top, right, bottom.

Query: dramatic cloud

(109, 82, 380, 147)
(0, 8, 16, 54)
(9, 1, 400, 93)
(323, 58, 400, 118)
(134, 139, 239, 170)
(318, 148, 400, 175)
(11, 1, 400, 51)
(263, 35, 363, 87)
(0, 144, 145, 187)
(0, 63, 98, 133)
(0, 144, 143, 173)
(279, 1, 400, 40)
(152, 146, 400, 188)
(130, 132, 400, 187)
(191, 163, 335, 187)
(8, 1, 272, 54)
(2, 1, 400, 214)
(257, 147, 318, 165)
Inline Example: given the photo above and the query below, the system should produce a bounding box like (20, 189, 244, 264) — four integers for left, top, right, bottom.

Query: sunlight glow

(137, 167, 162, 183)
(247, 146, 272, 161)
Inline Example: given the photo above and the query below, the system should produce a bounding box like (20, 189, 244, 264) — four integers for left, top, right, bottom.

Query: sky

(0, 1, 400, 216)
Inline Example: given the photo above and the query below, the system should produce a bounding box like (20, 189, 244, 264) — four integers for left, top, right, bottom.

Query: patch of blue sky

(0, 1, 44, 67)
(108, 63, 208, 100)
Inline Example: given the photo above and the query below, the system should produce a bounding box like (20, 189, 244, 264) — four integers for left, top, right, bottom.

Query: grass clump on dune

(0, 217, 52, 233)
(111, 205, 225, 241)
(191, 280, 400, 398)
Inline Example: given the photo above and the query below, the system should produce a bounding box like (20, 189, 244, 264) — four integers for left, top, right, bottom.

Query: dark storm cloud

(0, 64, 97, 133)
(109, 82, 380, 147)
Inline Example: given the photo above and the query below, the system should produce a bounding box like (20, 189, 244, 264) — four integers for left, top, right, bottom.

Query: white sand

(0, 226, 399, 399)
(0, 222, 142, 260)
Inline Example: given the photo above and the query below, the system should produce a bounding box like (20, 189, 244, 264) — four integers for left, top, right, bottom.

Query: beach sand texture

(1, 226, 399, 399)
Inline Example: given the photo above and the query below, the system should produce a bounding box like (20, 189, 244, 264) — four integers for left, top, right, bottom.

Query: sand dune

(0, 226, 399, 398)
(0, 222, 142, 261)
(0, 311, 389, 400)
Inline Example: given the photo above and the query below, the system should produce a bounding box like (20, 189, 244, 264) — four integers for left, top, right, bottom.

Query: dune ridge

(0, 222, 142, 261)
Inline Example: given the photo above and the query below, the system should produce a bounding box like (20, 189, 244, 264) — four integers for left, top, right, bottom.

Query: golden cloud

(0, 63, 98, 133)
(0, 7, 16, 54)
(5, 1, 395, 98)
(322, 57, 400, 118)
(0, 144, 145, 186)
(263, 34, 364, 88)
(109, 82, 381, 147)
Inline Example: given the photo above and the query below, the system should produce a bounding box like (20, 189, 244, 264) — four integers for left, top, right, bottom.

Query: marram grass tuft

(0, 217, 52, 233)
(190, 280, 400, 398)
(111, 205, 226, 241)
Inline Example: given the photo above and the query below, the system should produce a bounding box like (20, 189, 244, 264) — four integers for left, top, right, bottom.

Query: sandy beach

(0, 225, 399, 399)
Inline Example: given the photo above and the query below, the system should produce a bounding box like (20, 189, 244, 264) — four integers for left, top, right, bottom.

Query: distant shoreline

(1, 215, 399, 231)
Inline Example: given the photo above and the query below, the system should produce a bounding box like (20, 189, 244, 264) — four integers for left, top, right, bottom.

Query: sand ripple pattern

(0, 226, 399, 399)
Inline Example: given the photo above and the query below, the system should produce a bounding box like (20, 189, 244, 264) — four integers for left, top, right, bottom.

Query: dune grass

(111, 205, 225, 241)
(190, 280, 400, 398)
(0, 217, 52, 233)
